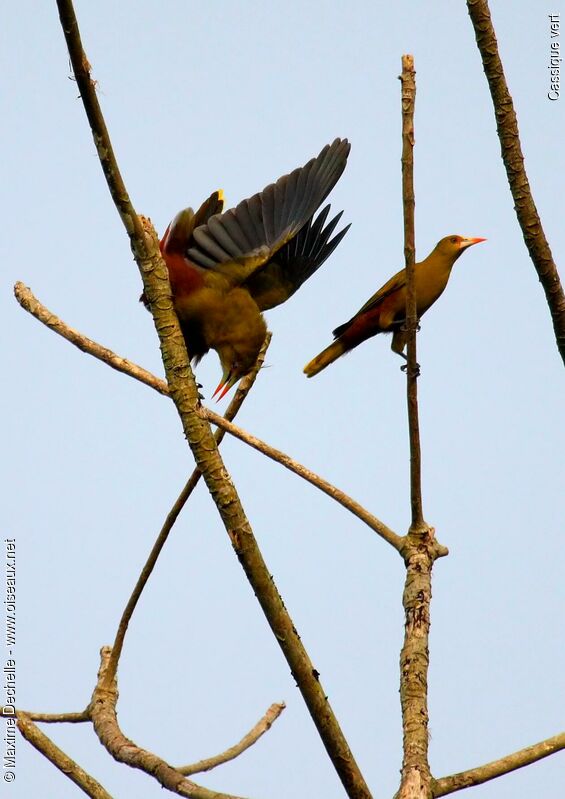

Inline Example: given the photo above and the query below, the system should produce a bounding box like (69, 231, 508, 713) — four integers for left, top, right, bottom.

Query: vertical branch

(55, 4, 371, 797)
(400, 54, 424, 531)
(397, 55, 436, 799)
(467, 0, 565, 366)
(397, 543, 435, 799)
(57, 1, 146, 248)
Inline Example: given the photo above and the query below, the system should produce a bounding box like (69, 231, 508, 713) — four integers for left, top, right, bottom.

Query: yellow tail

(303, 340, 346, 377)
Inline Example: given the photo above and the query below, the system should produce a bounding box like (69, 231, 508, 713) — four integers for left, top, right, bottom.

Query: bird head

(212, 339, 266, 401)
(435, 234, 486, 262)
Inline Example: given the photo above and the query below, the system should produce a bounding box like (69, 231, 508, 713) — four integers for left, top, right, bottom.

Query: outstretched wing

(245, 204, 351, 311)
(185, 138, 350, 286)
(160, 191, 225, 259)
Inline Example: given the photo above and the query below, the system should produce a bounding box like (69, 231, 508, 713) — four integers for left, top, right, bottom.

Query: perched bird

(304, 234, 485, 377)
(152, 139, 351, 399)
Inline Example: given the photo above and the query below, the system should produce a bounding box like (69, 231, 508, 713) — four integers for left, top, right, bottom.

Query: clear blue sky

(4, 2, 564, 797)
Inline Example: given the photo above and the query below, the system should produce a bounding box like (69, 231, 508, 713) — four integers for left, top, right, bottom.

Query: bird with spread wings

(147, 138, 350, 398)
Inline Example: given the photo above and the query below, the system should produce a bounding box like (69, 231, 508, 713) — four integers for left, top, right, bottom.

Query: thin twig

(466, 0, 565, 365)
(17, 713, 113, 799)
(55, 4, 371, 796)
(90, 649, 246, 799)
(104, 334, 272, 686)
(203, 409, 403, 551)
(6, 708, 90, 723)
(14, 282, 169, 395)
(433, 730, 565, 796)
(177, 702, 286, 775)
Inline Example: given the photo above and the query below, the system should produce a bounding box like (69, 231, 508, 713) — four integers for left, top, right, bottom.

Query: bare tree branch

(56, 1, 147, 247)
(2, 707, 89, 723)
(433, 730, 565, 796)
(17, 713, 113, 799)
(466, 0, 565, 365)
(54, 3, 371, 796)
(397, 531, 436, 799)
(203, 409, 403, 551)
(14, 281, 403, 552)
(400, 53, 424, 532)
(14, 282, 169, 395)
(105, 334, 272, 687)
(177, 702, 286, 776)
(89, 649, 247, 799)
(397, 55, 440, 799)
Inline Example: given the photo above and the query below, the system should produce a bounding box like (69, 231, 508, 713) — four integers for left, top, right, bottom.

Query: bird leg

(400, 356, 421, 377)
(393, 324, 420, 375)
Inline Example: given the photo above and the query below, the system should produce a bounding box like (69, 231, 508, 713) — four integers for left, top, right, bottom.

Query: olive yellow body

(304, 235, 485, 377)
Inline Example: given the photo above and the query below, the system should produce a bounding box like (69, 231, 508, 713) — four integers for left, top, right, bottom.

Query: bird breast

(413, 260, 453, 315)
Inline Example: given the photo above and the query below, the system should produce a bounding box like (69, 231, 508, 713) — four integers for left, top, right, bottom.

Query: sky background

(4, 1, 564, 797)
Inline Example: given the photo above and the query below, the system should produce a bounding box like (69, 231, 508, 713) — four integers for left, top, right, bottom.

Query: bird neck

(420, 249, 457, 275)
(412, 249, 458, 312)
